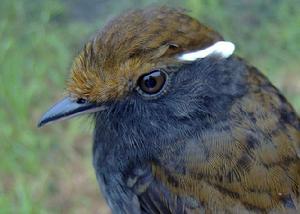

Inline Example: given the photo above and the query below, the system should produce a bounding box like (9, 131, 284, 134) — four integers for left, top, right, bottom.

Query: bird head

(38, 7, 236, 129)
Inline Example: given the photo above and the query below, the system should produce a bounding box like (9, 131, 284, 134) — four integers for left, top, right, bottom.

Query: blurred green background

(0, 0, 299, 213)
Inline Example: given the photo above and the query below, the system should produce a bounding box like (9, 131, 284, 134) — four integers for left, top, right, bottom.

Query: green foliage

(185, 0, 300, 69)
(0, 0, 299, 213)
(0, 0, 95, 212)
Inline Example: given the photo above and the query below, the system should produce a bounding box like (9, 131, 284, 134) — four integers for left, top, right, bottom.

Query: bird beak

(37, 97, 107, 127)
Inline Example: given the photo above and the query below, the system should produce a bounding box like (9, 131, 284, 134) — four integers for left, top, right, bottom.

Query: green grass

(0, 0, 299, 213)
(0, 0, 101, 213)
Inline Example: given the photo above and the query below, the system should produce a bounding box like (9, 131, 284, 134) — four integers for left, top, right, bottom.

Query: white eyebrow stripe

(178, 41, 235, 61)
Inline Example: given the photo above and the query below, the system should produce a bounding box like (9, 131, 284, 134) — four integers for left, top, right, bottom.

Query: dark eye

(137, 70, 166, 94)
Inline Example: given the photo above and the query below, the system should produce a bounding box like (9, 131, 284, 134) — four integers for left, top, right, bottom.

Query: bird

(38, 6, 300, 213)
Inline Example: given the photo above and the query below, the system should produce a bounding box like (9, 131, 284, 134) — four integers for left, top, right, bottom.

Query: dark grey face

(93, 56, 247, 167)
(91, 56, 249, 212)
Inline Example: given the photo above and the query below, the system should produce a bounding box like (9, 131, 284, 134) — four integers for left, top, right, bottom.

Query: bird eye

(137, 70, 166, 95)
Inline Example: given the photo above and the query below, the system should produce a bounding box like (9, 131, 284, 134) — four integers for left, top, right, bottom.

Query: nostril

(76, 98, 87, 104)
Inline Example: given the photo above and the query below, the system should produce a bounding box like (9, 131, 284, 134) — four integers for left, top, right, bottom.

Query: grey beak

(38, 97, 107, 127)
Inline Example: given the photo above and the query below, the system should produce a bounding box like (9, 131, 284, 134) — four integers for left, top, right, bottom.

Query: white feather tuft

(178, 41, 235, 61)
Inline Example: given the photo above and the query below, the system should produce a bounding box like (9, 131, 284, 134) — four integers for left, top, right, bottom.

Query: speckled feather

(65, 7, 300, 214)
(149, 64, 300, 213)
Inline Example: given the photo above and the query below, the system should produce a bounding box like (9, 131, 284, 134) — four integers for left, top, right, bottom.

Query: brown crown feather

(67, 6, 223, 102)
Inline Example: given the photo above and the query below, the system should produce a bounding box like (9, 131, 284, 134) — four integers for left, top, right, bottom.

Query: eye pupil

(144, 77, 157, 88)
(137, 70, 167, 95)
